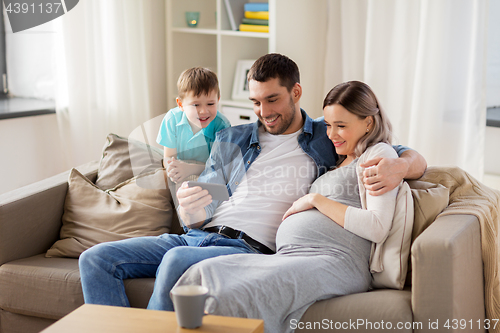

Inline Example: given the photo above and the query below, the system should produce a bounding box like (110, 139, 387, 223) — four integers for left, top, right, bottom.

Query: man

(79, 53, 426, 311)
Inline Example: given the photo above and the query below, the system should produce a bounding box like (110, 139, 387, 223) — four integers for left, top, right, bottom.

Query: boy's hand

(165, 158, 191, 183)
(166, 158, 206, 183)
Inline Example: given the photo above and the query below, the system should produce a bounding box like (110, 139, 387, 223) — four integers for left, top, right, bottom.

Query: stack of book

(239, 2, 269, 33)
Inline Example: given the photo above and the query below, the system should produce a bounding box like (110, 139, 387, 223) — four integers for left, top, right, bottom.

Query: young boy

(156, 67, 230, 186)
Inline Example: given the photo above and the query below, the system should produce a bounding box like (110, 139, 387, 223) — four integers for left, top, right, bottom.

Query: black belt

(203, 225, 275, 255)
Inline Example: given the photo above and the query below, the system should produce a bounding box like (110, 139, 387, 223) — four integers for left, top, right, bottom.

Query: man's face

(248, 77, 302, 135)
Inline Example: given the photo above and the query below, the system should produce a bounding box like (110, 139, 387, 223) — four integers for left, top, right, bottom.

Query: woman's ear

(366, 116, 374, 130)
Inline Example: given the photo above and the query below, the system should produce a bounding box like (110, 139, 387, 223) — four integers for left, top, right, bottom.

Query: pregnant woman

(174, 81, 404, 333)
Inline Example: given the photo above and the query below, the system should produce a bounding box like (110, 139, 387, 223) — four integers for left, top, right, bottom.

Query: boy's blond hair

(177, 67, 220, 100)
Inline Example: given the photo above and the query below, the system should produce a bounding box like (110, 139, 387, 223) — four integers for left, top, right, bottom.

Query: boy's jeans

(79, 228, 257, 311)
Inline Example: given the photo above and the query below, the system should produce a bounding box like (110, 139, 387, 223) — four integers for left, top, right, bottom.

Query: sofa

(0, 138, 488, 333)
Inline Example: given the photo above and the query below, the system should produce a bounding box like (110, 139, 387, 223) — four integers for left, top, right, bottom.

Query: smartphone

(187, 181, 230, 202)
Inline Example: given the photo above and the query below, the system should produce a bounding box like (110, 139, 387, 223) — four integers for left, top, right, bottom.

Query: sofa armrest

(0, 162, 99, 266)
(411, 214, 485, 333)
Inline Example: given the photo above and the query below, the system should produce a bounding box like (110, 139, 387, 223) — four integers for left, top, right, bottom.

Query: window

(0, 8, 7, 95)
(0, 7, 56, 120)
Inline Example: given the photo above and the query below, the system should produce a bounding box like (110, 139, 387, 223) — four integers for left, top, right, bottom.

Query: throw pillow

(408, 180, 450, 242)
(404, 180, 449, 286)
(46, 168, 173, 258)
(371, 181, 414, 290)
(95, 133, 164, 190)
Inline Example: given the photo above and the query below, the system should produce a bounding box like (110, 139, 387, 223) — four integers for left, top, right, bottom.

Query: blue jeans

(79, 229, 257, 311)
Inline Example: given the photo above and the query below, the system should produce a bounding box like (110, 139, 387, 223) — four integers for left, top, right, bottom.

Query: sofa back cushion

(405, 180, 450, 285)
(46, 168, 173, 258)
(408, 180, 450, 242)
(95, 133, 164, 190)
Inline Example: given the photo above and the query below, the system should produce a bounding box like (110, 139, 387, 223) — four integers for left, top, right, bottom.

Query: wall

(275, 0, 328, 118)
(0, 114, 68, 195)
(1, 0, 498, 195)
(0, 110, 168, 196)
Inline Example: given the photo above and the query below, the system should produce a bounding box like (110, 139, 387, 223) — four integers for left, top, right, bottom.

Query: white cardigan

(343, 142, 401, 273)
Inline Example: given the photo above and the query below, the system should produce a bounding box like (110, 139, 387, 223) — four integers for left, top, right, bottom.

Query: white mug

(170, 285, 218, 329)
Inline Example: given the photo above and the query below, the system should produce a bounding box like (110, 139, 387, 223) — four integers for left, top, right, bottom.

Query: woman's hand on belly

(283, 193, 349, 228)
(282, 193, 317, 221)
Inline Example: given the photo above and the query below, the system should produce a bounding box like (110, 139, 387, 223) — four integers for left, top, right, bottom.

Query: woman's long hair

(323, 81, 392, 164)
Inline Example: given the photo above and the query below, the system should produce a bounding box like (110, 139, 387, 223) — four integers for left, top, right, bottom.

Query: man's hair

(247, 53, 300, 92)
(323, 81, 392, 159)
(177, 67, 220, 99)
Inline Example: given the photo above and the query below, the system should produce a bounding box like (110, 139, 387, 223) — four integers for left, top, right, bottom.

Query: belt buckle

(219, 226, 239, 239)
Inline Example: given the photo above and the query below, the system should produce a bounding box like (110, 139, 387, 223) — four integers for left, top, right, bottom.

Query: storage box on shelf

(221, 104, 258, 126)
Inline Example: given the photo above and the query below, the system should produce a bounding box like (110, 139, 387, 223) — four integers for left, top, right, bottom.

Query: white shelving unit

(166, 0, 328, 125)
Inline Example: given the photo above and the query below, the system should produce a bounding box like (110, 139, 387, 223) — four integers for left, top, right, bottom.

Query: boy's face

(177, 90, 219, 130)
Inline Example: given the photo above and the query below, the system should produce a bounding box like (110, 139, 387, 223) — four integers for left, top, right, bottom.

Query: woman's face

(323, 104, 372, 159)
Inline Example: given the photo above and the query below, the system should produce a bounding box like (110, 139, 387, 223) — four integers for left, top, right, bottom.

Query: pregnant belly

(276, 208, 350, 250)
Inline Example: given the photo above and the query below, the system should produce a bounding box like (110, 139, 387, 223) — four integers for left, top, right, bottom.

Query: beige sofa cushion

(46, 168, 173, 258)
(405, 180, 449, 286)
(95, 133, 164, 190)
(0, 255, 82, 320)
(408, 180, 449, 243)
(299, 289, 412, 332)
(0, 255, 154, 320)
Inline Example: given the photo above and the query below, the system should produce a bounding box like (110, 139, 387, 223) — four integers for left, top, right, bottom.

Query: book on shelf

(243, 2, 269, 12)
(244, 11, 269, 20)
(224, 0, 248, 31)
(239, 24, 269, 33)
(241, 18, 268, 26)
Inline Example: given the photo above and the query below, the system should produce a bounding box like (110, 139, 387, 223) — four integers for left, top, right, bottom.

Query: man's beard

(260, 96, 297, 135)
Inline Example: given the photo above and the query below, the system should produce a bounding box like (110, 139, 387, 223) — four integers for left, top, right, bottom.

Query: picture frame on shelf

(231, 59, 255, 101)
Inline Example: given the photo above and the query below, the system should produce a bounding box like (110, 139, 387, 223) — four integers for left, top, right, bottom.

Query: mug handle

(204, 294, 219, 315)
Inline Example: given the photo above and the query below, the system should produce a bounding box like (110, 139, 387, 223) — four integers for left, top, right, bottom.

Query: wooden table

(41, 304, 264, 333)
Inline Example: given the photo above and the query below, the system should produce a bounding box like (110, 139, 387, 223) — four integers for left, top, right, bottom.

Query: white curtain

(324, 0, 489, 179)
(56, 0, 167, 168)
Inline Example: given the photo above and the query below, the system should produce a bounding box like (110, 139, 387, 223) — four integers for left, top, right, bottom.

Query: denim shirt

(191, 108, 410, 229)
(196, 109, 337, 227)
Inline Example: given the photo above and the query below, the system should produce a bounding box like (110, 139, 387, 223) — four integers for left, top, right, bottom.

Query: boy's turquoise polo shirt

(156, 107, 231, 163)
